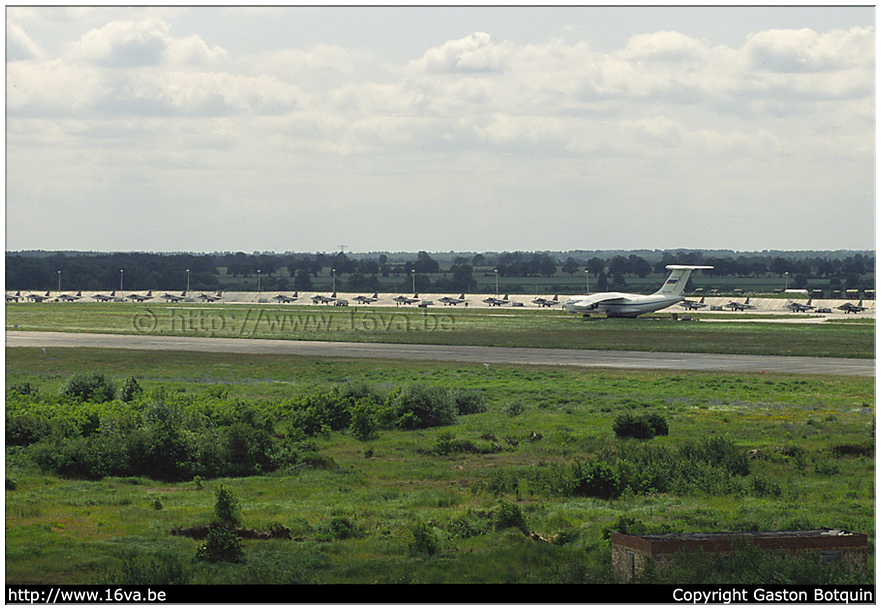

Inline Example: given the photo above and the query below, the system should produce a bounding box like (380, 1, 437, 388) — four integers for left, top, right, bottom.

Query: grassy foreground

(5, 346, 875, 587)
(5, 301, 876, 358)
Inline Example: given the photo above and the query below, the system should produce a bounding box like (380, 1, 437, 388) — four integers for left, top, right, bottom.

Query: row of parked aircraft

(678, 295, 868, 314)
(6, 267, 872, 318)
(5, 290, 224, 303)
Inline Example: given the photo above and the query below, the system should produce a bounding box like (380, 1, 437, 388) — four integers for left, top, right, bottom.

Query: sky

(5, 5, 876, 254)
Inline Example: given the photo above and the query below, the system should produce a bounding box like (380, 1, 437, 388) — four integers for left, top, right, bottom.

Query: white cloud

(4, 8, 875, 252)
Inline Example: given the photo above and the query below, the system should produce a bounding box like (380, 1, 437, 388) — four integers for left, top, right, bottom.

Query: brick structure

(611, 528, 868, 581)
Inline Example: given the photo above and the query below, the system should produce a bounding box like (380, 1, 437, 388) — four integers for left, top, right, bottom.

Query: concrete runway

(5, 331, 874, 376)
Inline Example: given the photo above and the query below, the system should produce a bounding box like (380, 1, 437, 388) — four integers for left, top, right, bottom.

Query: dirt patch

(171, 521, 292, 540)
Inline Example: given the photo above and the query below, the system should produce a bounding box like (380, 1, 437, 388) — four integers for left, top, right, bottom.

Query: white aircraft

(563, 265, 713, 318)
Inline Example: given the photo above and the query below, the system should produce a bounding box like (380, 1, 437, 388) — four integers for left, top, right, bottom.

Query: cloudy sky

(5, 5, 875, 254)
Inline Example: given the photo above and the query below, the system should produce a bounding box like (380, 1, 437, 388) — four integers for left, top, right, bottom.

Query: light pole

(494, 269, 499, 296)
(257, 270, 261, 293)
(186, 269, 190, 293)
(585, 270, 590, 294)
(411, 270, 415, 294)
(57, 271, 61, 293)
(120, 270, 124, 292)
(332, 269, 336, 293)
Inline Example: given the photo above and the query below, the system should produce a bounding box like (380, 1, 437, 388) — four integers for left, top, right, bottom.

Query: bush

(6, 413, 52, 446)
(321, 516, 363, 541)
(61, 372, 116, 403)
(349, 399, 380, 442)
(195, 525, 245, 564)
(214, 485, 242, 525)
(680, 436, 749, 477)
(492, 500, 529, 535)
(118, 377, 143, 402)
(9, 382, 38, 396)
(613, 413, 668, 439)
(451, 388, 487, 416)
(410, 522, 441, 555)
(571, 460, 621, 500)
(393, 383, 457, 430)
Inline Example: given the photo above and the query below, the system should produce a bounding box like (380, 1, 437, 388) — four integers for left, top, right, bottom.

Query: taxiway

(5, 331, 874, 376)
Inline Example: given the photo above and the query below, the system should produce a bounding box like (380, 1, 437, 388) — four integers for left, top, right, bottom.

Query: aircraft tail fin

(654, 265, 713, 297)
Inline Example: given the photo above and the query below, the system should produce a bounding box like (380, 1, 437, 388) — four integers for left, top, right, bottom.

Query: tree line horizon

(6, 249, 874, 296)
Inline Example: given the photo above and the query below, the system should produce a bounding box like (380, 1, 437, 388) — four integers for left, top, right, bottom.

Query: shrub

(195, 525, 245, 564)
(393, 383, 457, 430)
(349, 399, 380, 442)
(613, 413, 668, 439)
(492, 500, 529, 535)
(9, 382, 38, 396)
(289, 393, 351, 436)
(6, 413, 52, 446)
(602, 515, 649, 542)
(61, 372, 116, 403)
(118, 377, 143, 402)
(448, 509, 490, 539)
(451, 388, 487, 416)
(321, 516, 362, 541)
(680, 436, 749, 476)
(410, 522, 441, 555)
(214, 484, 242, 525)
(571, 460, 621, 500)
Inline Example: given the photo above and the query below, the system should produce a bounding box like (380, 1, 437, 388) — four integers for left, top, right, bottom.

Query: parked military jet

(563, 266, 713, 318)
(786, 299, 815, 312)
(273, 293, 298, 303)
(127, 291, 153, 302)
(6, 291, 21, 302)
(679, 296, 707, 310)
(725, 297, 755, 311)
(311, 293, 336, 305)
(161, 292, 187, 302)
(439, 294, 467, 306)
(532, 295, 559, 308)
(483, 294, 509, 307)
(393, 294, 420, 306)
(57, 291, 83, 302)
(26, 291, 51, 302)
(353, 293, 379, 304)
(92, 291, 116, 302)
(197, 292, 223, 302)
(837, 300, 868, 314)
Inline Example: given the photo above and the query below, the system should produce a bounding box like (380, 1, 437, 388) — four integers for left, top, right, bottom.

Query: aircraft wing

(566, 293, 628, 310)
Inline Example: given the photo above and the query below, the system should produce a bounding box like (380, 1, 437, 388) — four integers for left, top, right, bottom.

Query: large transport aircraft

(563, 265, 713, 318)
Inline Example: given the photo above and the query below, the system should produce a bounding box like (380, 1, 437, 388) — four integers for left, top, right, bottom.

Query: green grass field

(5, 301, 875, 358)
(5, 340, 875, 587)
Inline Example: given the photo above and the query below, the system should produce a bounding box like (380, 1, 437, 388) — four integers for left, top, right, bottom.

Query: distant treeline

(6, 250, 875, 295)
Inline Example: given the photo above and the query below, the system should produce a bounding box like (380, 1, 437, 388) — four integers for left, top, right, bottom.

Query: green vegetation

(5, 301, 875, 358)
(6, 249, 875, 297)
(5, 348, 874, 585)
